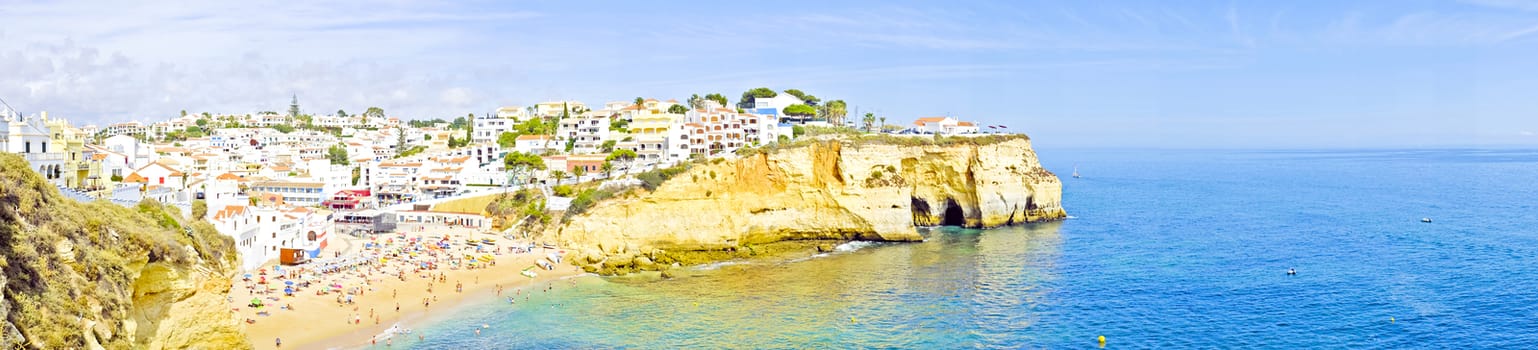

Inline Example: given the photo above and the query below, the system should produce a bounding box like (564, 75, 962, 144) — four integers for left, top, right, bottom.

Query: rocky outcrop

(0, 153, 249, 349)
(555, 136, 1065, 271)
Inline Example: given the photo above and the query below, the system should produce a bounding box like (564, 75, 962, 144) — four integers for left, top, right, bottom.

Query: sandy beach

(230, 226, 585, 350)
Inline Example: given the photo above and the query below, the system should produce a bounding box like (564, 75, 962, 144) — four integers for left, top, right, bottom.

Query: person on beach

(275, 337, 281, 348)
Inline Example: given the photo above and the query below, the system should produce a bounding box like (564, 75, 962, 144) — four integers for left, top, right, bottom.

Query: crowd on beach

(232, 227, 575, 348)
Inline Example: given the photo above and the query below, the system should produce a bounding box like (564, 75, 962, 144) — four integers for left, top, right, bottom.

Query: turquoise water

(403, 149, 1538, 349)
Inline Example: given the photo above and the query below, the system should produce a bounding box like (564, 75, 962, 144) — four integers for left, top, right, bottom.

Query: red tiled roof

(122, 173, 148, 183)
(212, 205, 246, 220)
(913, 117, 947, 126)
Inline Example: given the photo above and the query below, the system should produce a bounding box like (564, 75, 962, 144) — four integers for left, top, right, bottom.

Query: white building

(314, 114, 362, 129)
(0, 109, 66, 184)
(557, 112, 610, 155)
(739, 94, 803, 124)
(678, 101, 780, 157)
(210, 205, 265, 271)
(533, 101, 586, 118)
(473, 106, 526, 144)
(250, 180, 328, 206)
(911, 117, 981, 135)
(514, 135, 558, 155)
(104, 121, 146, 137)
(102, 134, 155, 171)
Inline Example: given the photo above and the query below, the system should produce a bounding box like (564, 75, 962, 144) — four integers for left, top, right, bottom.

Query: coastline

(232, 231, 585, 350)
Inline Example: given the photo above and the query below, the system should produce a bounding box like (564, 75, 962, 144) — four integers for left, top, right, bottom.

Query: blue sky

(3, 0, 1538, 147)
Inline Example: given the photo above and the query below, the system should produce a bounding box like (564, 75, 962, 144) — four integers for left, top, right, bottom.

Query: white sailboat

(1072, 165, 1080, 179)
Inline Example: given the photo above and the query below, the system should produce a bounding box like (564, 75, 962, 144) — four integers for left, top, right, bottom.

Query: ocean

(399, 148, 1538, 349)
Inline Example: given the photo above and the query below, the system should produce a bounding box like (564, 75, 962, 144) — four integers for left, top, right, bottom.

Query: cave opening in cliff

(910, 197, 932, 225)
(942, 198, 966, 226)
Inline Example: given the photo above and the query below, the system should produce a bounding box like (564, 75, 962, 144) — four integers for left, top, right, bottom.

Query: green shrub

(0, 153, 238, 349)
(566, 188, 617, 217)
(636, 163, 692, 191)
(552, 184, 575, 197)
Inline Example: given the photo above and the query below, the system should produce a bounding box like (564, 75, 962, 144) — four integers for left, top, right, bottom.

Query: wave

(835, 241, 876, 252)
(783, 253, 831, 264)
(693, 260, 747, 271)
(371, 323, 411, 341)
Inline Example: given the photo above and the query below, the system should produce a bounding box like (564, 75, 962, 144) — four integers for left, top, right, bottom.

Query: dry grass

(0, 153, 238, 349)
(429, 193, 504, 214)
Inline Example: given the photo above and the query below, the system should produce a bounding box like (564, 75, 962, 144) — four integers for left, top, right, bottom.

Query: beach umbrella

(284, 280, 295, 286)
(244, 273, 253, 279)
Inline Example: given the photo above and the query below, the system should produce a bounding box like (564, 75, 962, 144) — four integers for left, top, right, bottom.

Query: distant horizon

(4, 0, 1538, 148)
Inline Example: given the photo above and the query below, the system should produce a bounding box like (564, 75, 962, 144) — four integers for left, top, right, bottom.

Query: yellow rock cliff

(0, 153, 249, 350)
(554, 136, 1065, 265)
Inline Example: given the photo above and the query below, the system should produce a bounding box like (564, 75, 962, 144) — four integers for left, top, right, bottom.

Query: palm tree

(572, 164, 587, 180)
(601, 161, 615, 178)
(862, 113, 876, 133)
(550, 170, 567, 186)
(825, 100, 847, 126)
(634, 97, 646, 114)
(878, 117, 887, 133)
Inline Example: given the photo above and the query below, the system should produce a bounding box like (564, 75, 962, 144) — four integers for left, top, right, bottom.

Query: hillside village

(0, 89, 1003, 271)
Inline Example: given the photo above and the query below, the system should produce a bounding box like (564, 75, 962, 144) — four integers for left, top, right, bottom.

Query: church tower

(289, 94, 301, 119)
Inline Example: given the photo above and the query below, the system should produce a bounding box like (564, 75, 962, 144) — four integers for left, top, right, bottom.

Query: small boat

(1421, 218, 1433, 223)
(1071, 164, 1080, 179)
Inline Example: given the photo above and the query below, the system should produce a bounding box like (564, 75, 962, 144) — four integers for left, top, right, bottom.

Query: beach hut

(280, 248, 308, 266)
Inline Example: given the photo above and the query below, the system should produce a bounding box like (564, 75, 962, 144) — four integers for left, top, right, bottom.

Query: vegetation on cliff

(0, 153, 247, 349)
(737, 126, 1031, 158)
(485, 189, 550, 232)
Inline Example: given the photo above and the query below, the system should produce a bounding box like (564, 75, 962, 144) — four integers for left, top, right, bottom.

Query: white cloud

(0, 1, 550, 124)
(439, 88, 476, 108)
(0, 40, 495, 124)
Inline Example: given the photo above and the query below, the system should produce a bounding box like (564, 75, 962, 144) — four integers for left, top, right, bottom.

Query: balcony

(24, 153, 65, 162)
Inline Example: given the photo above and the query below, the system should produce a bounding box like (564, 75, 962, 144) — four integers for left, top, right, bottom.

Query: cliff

(0, 154, 249, 349)
(554, 136, 1065, 272)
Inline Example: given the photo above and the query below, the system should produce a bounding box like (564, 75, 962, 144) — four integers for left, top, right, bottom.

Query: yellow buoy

(1390, 317, 1395, 323)
(1098, 335, 1106, 344)
(851, 317, 857, 323)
